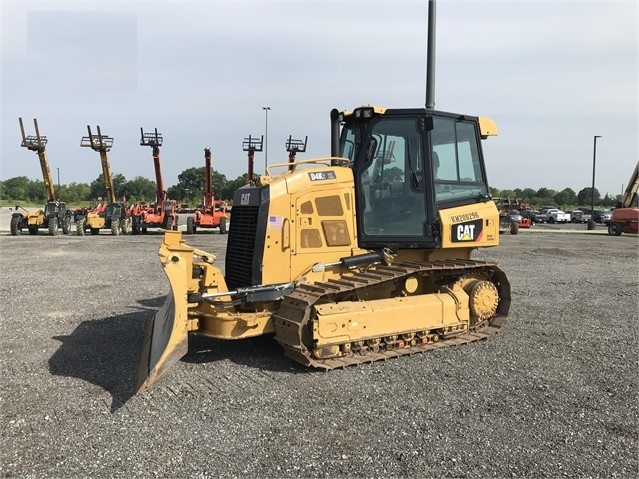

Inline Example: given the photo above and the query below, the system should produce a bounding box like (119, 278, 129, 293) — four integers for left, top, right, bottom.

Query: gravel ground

(0, 224, 637, 478)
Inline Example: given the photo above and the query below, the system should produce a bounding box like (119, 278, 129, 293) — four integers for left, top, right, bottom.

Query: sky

(1, 0, 637, 199)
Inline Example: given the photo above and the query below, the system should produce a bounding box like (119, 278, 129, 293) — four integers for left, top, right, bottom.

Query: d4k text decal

(308, 171, 337, 181)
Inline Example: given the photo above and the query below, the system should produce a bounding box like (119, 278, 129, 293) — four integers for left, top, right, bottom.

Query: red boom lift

(608, 161, 639, 236)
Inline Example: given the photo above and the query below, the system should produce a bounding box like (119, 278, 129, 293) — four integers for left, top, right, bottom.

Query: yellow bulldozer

(137, 105, 511, 392)
(137, 0, 510, 392)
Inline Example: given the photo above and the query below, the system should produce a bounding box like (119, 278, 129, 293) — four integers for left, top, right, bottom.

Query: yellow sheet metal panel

(198, 311, 274, 339)
(439, 201, 500, 248)
(313, 289, 470, 346)
(478, 117, 498, 138)
(86, 213, 105, 229)
(261, 163, 359, 285)
(27, 211, 44, 226)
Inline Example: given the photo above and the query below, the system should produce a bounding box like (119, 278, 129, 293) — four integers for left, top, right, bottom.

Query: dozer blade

(136, 232, 193, 393)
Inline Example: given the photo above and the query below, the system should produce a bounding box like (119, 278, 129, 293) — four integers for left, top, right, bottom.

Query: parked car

(535, 208, 570, 223)
(520, 209, 540, 223)
(570, 210, 591, 223)
(499, 210, 525, 234)
(507, 210, 522, 222)
(534, 210, 549, 223)
(507, 210, 531, 228)
(593, 210, 613, 224)
(177, 203, 195, 214)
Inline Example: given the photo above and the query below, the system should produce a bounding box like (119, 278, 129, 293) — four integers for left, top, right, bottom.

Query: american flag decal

(268, 216, 284, 228)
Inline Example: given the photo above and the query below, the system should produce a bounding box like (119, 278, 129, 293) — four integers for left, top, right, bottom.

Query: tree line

(0, 168, 253, 206)
(0, 169, 622, 209)
(489, 186, 621, 210)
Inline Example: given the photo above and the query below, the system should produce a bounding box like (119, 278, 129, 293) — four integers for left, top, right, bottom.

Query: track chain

(273, 259, 510, 369)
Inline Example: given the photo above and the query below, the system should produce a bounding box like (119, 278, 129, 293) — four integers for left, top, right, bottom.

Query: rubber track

(273, 259, 510, 369)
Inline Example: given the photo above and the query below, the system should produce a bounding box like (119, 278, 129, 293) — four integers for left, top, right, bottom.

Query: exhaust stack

(425, 0, 436, 110)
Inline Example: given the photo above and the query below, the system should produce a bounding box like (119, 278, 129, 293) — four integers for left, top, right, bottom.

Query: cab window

(432, 117, 487, 203)
(358, 118, 425, 236)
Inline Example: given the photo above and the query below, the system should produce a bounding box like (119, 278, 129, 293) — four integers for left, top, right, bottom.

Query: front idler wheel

(468, 280, 499, 325)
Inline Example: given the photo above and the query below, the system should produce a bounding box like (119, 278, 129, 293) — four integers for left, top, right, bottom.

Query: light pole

(56, 167, 60, 190)
(588, 135, 602, 230)
(262, 106, 271, 172)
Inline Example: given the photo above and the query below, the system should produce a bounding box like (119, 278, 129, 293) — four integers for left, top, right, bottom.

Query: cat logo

(240, 193, 251, 206)
(451, 219, 483, 243)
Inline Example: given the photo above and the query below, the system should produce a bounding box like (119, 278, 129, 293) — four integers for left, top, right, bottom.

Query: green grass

(0, 200, 92, 209)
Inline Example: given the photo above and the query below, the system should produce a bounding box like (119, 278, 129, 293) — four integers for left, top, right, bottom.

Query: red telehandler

(285, 135, 308, 171)
(185, 148, 230, 234)
(608, 161, 639, 236)
(242, 134, 263, 185)
(129, 128, 178, 234)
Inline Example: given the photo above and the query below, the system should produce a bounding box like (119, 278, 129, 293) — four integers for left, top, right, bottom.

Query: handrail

(265, 157, 350, 176)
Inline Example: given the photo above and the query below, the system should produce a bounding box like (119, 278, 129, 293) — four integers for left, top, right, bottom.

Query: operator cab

(105, 203, 122, 218)
(335, 106, 493, 249)
(44, 201, 63, 217)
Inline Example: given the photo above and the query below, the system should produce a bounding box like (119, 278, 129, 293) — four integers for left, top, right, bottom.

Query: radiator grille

(225, 205, 260, 289)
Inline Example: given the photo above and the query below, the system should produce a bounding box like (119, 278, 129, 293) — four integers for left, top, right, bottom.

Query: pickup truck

(570, 210, 591, 223)
(535, 208, 571, 223)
